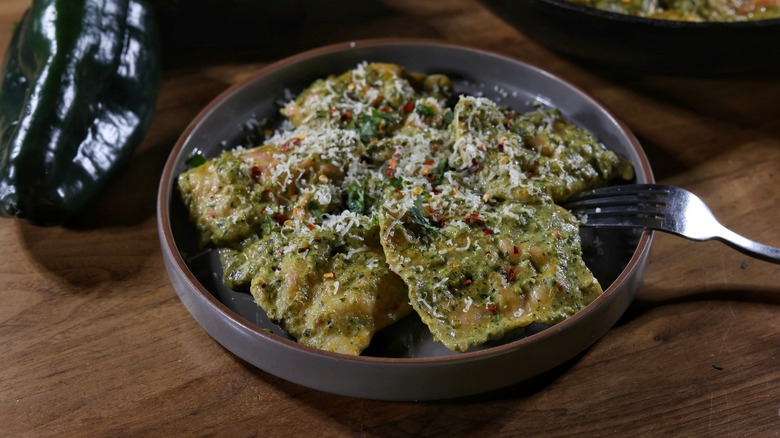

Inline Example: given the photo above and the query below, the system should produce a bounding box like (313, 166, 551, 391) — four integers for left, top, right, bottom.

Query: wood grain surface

(1, 1, 778, 436)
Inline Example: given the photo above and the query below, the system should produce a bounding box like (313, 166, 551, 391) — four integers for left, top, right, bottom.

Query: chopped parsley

(442, 109, 454, 127)
(346, 183, 365, 214)
(386, 176, 403, 189)
(431, 158, 449, 186)
(354, 109, 398, 143)
(408, 196, 439, 237)
(185, 153, 207, 168)
(415, 104, 436, 117)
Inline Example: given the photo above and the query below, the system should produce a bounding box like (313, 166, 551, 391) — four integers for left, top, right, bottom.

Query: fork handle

(715, 225, 780, 264)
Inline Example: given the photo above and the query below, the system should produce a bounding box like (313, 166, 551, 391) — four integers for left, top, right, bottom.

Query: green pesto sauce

(381, 202, 601, 351)
(177, 62, 634, 354)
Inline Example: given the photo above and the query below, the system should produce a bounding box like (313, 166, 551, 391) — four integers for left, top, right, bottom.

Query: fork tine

(571, 204, 667, 217)
(565, 184, 780, 264)
(562, 184, 672, 230)
(575, 184, 674, 198)
(564, 183, 670, 215)
(566, 183, 673, 200)
(564, 194, 667, 210)
(576, 215, 666, 229)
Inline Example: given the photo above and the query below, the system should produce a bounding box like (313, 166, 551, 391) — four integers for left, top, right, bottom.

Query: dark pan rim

(540, 0, 780, 28)
(157, 37, 654, 367)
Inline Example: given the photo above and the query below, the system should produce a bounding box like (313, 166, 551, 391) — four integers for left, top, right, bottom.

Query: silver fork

(562, 184, 780, 264)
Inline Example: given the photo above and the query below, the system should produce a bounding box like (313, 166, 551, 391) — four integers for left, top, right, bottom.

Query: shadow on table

(586, 72, 780, 181)
(156, 0, 444, 69)
(234, 347, 582, 434)
(624, 287, 780, 319)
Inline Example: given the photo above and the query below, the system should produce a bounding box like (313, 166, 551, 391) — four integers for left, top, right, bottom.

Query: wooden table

(2, 1, 778, 435)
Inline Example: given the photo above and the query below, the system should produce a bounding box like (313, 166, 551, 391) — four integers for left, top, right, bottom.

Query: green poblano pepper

(0, 0, 160, 224)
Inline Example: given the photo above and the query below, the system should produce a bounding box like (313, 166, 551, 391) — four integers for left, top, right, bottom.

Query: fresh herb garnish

(346, 183, 365, 214)
(409, 196, 439, 237)
(304, 200, 324, 224)
(355, 109, 398, 143)
(442, 109, 454, 127)
(386, 176, 403, 189)
(431, 158, 449, 186)
(185, 153, 207, 168)
(415, 104, 435, 118)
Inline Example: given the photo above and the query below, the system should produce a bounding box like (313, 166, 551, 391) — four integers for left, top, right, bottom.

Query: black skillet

(478, 0, 780, 76)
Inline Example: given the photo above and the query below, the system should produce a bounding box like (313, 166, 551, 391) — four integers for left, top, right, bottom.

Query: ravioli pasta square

(380, 201, 601, 351)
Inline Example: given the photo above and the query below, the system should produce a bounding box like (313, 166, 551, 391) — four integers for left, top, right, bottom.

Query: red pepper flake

(497, 143, 504, 152)
(250, 165, 262, 177)
(341, 111, 352, 122)
(557, 283, 564, 292)
(462, 279, 473, 286)
(280, 137, 302, 151)
(463, 211, 485, 227)
(422, 159, 435, 166)
(513, 245, 520, 255)
(487, 303, 498, 314)
(271, 213, 288, 225)
(384, 167, 396, 179)
(506, 267, 516, 282)
(297, 247, 309, 253)
(431, 145, 440, 151)
(483, 229, 494, 235)
(305, 222, 316, 231)
(402, 101, 414, 114)
(313, 236, 322, 242)
(380, 105, 392, 113)
(430, 209, 446, 226)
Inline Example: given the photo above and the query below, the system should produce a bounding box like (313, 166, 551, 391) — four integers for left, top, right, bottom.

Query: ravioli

(177, 127, 367, 246)
(177, 62, 634, 355)
(379, 201, 600, 351)
(449, 96, 634, 203)
(242, 213, 410, 355)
